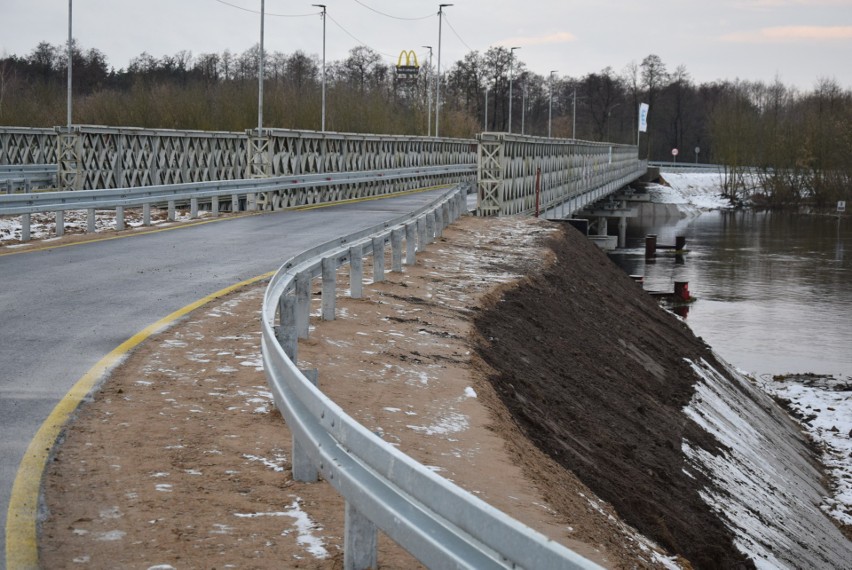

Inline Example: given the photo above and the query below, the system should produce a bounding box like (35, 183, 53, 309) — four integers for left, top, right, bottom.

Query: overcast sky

(2, 0, 851, 90)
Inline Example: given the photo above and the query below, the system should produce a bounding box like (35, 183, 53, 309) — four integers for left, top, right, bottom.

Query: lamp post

(312, 4, 326, 131)
(508, 46, 520, 133)
(257, 0, 265, 134)
(572, 87, 577, 139)
(548, 70, 557, 138)
(67, 0, 73, 128)
(422, 45, 433, 136)
(521, 84, 527, 135)
(484, 85, 488, 131)
(435, 4, 452, 138)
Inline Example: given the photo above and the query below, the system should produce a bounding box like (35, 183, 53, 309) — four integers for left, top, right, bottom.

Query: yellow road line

(5, 271, 275, 569)
(0, 184, 454, 257)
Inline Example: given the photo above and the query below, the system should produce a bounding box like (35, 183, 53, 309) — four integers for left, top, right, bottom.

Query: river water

(610, 208, 852, 379)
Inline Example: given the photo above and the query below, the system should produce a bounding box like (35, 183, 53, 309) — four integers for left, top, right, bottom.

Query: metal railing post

(404, 222, 417, 265)
(295, 272, 312, 339)
(349, 245, 363, 299)
(321, 256, 336, 321)
(391, 228, 404, 272)
(344, 502, 378, 570)
(371, 237, 385, 283)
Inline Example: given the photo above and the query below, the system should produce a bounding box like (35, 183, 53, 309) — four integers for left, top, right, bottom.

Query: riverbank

(641, 172, 852, 538)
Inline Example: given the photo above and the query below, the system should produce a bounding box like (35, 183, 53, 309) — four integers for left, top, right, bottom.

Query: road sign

(839, 200, 846, 213)
(671, 148, 679, 157)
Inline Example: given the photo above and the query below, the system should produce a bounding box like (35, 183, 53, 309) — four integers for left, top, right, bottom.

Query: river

(610, 207, 852, 379)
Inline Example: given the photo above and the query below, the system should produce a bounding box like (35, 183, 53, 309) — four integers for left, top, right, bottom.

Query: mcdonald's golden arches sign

(395, 50, 420, 76)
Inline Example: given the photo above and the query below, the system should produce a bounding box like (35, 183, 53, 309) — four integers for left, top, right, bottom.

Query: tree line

(1, 41, 850, 208)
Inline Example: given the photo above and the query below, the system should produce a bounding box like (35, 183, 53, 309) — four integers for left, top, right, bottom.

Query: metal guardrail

(649, 161, 723, 171)
(0, 164, 57, 193)
(0, 164, 475, 241)
(261, 184, 603, 569)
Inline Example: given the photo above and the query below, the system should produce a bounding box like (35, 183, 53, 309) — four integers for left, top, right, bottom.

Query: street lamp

(572, 87, 577, 139)
(484, 84, 488, 131)
(422, 45, 433, 136)
(67, 0, 73, 128)
(257, 0, 265, 134)
(508, 46, 520, 133)
(312, 4, 327, 131)
(521, 84, 527, 135)
(548, 70, 557, 138)
(435, 4, 452, 138)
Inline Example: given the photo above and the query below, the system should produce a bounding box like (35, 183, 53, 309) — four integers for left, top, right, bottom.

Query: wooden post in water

(645, 234, 657, 257)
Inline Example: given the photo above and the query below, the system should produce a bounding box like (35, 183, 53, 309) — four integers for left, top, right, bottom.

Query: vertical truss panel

(474, 132, 644, 217)
(0, 127, 57, 165)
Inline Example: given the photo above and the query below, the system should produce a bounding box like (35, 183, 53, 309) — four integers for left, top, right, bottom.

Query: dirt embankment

(473, 224, 754, 569)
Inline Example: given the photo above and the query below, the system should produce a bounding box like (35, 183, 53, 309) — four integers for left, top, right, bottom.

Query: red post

(674, 281, 690, 301)
(534, 167, 541, 218)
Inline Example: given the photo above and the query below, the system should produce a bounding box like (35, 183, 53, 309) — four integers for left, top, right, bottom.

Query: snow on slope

(683, 358, 852, 569)
(646, 171, 732, 211)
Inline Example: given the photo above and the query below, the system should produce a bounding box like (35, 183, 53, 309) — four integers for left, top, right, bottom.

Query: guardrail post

(371, 236, 386, 283)
(435, 207, 444, 238)
(143, 203, 151, 226)
(190, 197, 199, 219)
(276, 294, 298, 363)
(416, 217, 427, 252)
(168, 200, 176, 222)
(211, 196, 219, 217)
(321, 256, 337, 321)
(231, 194, 240, 213)
(55, 211, 64, 237)
(247, 192, 258, 211)
(344, 502, 378, 570)
(404, 223, 416, 265)
(86, 209, 96, 233)
(292, 364, 319, 483)
(391, 228, 403, 272)
(425, 212, 436, 245)
(116, 206, 125, 231)
(21, 213, 31, 242)
(349, 245, 363, 299)
(295, 272, 311, 338)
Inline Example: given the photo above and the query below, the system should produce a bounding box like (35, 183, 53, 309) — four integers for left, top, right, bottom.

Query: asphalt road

(0, 189, 451, 567)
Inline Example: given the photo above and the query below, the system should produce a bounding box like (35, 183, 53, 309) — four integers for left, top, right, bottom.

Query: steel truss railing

(476, 132, 647, 217)
(0, 126, 478, 196)
(261, 184, 603, 570)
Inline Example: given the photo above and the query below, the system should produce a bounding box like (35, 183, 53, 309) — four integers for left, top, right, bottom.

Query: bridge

(1, 125, 645, 569)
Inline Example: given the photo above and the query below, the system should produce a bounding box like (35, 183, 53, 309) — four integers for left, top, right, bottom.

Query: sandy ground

(38, 216, 678, 569)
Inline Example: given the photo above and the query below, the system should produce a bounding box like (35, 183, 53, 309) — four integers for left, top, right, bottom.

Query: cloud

(498, 32, 576, 47)
(721, 25, 852, 42)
